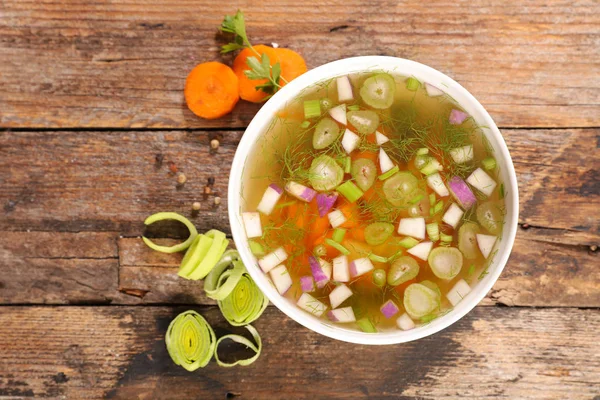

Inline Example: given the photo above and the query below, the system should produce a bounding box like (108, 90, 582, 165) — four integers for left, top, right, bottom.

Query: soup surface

(241, 72, 505, 332)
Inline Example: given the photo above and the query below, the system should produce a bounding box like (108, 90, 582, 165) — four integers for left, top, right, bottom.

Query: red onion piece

(380, 300, 400, 319)
(448, 176, 477, 209)
(309, 256, 329, 288)
(300, 275, 315, 292)
(316, 192, 338, 217)
(449, 109, 469, 125)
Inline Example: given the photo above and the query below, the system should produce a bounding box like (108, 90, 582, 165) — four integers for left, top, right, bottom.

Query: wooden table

(1, 1, 598, 398)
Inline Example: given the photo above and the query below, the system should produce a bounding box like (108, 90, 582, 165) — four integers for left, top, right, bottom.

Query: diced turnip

(349, 257, 374, 278)
(396, 313, 415, 330)
(242, 212, 262, 239)
(297, 293, 327, 317)
(378, 147, 395, 174)
(327, 306, 356, 323)
(328, 104, 347, 125)
(449, 109, 469, 125)
(341, 129, 360, 154)
(442, 203, 464, 228)
(380, 300, 400, 319)
(257, 184, 283, 215)
(407, 241, 433, 261)
(329, 284, 353, 308)
(375, 130, 389, 145)
(285, 181, 316, 202)
(328, 209, 347, 228)
(476, 234, 497, 259)
(448, 176, 477, 209)
(309, 256, 332, 288)
(258, 247, 288, 273)
(425, 83, 444, 97)
(427, 173, 450, 197)
(333, 255, 350, 282)
(466, 167, 497, 197)
(398, 217, 426, 240)
(449, 145, 474, 164)
(320, 258, 332, 280)
(446, 279, 471, 306)
(337, 76, 354, 102)
(316, 192, 338, 217)
(300, 275, 315, 292)
(269, 264, 292, 295)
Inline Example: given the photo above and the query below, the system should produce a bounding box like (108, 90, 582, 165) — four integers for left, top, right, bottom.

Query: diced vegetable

(380, 300, 400, 318)
(458, 222, 481, 259)
(328, 209, 347, 228)
(257, 184, 283, 215)
(397, 237, 419, 249)
(314, 244, 327, 257)
(405, 77, 420, 91)
(297, 293, 327, 317)
(349, 257, 375, 278)
(343, 156, 351, 173)
(428, 247, 463, 280)
(404, 283, 440, 318)
(336, 180, 364, 203)
(378, 165, 400, 181)
(476, 234, 497, 259)
(360, 73, 396, 109)
(312, 117, 341, 150)
(397, 217, 426, 240)
(341, 129, 361, 154)
(351, 158, 377, 191)
(328, 104, 347, 125)
(329, 284, 353, 308)
(442, 203, 464, 228)
(429, 193, 436, 205)
(248, 240, 265, 256)
(325, 238, 350, 255)
(316, 192, 338, 217)
(368, 253, 388, 263)
(416, 148, 429, 155)
(414, 154, 429, 170)
(449, 109, 469, 125)
(425, 82, 444, 97)
(365, 222, 394, 246)
(337, 76, 354, 102)
(466, 167, 497, 197)
(300, 275, 315, 292)
(448, 176, 477, 209)
(433, 200, 444, 215)
(378, 147, 395, 174)
(347, 110, 379, 135)
(440, 232, 453, 243)
(269, 264, 292, 295)
(419, 158, 443, 176)
(482, 157, 497, 171)
(309, 255, 331, 288)
(285, 181, 317, 202)
(327, 307, 356, 323)
(388, 256, 419, 286)
(332, 228, 347, 243)
(300, 120, 310, 128)
(446, 279, 471, 306)
(375, 131, 389, 145)
(396, 313, 415, 330)
(332, 255, 350, 282)
(407, 241, 433, 261)
(372, 269, 386, 287)
(476, 202, 504, 235)
(258, 247, 288, 273)
(449, 145, 474, 164)
(383, 172, 419, 207)
(357, 317, 377, 333)
(242, 212, 262, 238)
(304, 99, 321, 119)
(347, 104, 360, 111)
(426, 223, 440, 242)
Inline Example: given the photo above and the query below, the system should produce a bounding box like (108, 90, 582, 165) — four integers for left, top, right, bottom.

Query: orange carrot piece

(273, 47, 307, 85)
(184, 62, 239, 119)
(338, 202, 361, 228)
(232, 45, 279, 103)
(351, 150, 378, 163)
(351, 227, 366, 242)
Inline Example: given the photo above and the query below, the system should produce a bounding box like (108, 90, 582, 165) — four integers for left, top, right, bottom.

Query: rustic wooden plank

(1, 129, 597, 239)
(1, 1, 598, 129)
(0, 306, 597, 399)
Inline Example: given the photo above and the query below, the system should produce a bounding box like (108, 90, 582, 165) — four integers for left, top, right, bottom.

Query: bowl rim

(228, 56, 519, 345)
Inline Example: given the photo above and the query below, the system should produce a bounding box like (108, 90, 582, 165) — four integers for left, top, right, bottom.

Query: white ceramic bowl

(228, 56, 518, 345)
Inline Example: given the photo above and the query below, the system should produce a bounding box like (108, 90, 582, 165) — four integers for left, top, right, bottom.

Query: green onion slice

(165, 310, 216, 371)
(142, 212, 198, 253)
(378, 165, 399, 181)
(214, 325, 262, 367)
(325, 238, 350, 255)
(332, 228, 347, 243)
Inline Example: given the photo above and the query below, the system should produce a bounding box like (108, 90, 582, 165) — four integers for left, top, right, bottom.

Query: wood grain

(0, 306, 597, 399)
(1, 0, 598, 129)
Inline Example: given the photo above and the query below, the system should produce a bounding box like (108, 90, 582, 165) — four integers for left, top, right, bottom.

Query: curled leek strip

(165, 310, 216, 372)
(142, 212, 198, 253)
(214, 324, 262, 367)
(178, 229, 229, 280)
(204, 250, 245, 300)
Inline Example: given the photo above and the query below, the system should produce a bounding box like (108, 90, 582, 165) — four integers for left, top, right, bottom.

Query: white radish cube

(297, 293, 327, 317)
(349, 257, 374, 277)
(257, 185, 283, 215)
(285, 181, 316, 202)
(446, 279, 471, 306)
(379, 147, 395, 174)
(375, 130, 389, 145)
(466, 167, 497, 197)
(329, 284, 353, 309)
(449, 145, 474, 164)
(328, 104, 347, 125)
(258, 247, 288, 273)
(427, 173, 450, 197)
(476, 234, 497, 259)
(336, 76, 354, 102)
(425, 83, 444, 97)
(407, 241, 433, 261)
(396, 313, 415, 330)
(318, 258, 333, 280)
(398, 217, 426, 240)
(341, 129, 360, 154)
(442, 203, 464, 229)
(242, 212, 262, 239)
(269, 265, 292, 295)
(328, 307, 356, 323)
(333, 255, 350, 282)
(328, 209, 347, 228)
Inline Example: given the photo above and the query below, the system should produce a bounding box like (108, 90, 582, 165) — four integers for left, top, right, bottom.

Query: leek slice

(214, 325, 262, 367)
(219, 271, 269, 326)
(142, 212, 198, 253)
(204, 250, 245, 301)
(165, 310, 216, 371)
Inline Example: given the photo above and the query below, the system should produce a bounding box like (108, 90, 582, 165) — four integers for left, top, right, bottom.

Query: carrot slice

(232, 45, 279, 103)
(184, 62, 239, 119)
(273, 47, 307, 85)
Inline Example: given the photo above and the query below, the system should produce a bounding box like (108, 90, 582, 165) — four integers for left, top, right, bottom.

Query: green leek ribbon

(178, 229, 229, 280)
(142, 212, 198, 253)
(165, 310, 216, 372)
(214, 324, 262, 367)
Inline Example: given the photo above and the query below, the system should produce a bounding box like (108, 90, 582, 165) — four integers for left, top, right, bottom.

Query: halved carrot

(232, 45, 279, 103)
(273, 47, 307, 85)
(184, 62, 239, 119)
